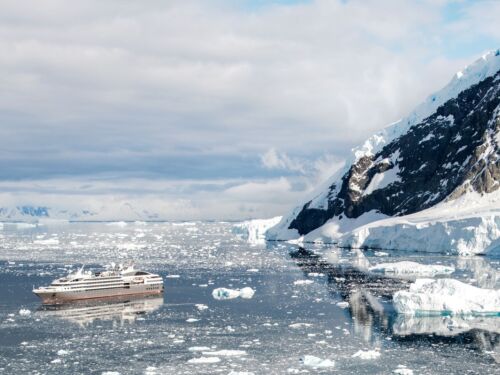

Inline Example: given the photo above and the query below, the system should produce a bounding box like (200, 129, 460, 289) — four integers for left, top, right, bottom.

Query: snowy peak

(352, 49, 500, 163)
(268, 50, 500, 253)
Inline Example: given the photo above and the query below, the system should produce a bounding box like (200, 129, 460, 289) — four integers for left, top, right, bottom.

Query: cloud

(261, 148, 305, 173)
(0, 0, 498, 218)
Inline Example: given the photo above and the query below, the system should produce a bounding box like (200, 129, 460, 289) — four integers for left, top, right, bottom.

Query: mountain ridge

(267, 50, 500, 255)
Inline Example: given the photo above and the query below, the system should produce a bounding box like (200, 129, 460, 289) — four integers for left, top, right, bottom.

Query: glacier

(393, 278, 500, 316)
(232, 216, 282, 244)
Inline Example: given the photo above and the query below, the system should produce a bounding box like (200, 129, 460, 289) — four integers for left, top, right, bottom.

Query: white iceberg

(393, 278, 500, 316)
(202, 350, 246, 357)
(187, 356, 220, 364)
(369, 261, 455, 277)
(351, 349, 381, 360)
(300, 355, 335, 368)
(233, 216, 282, 244)
(212, 287, 255, 300)
(19, 308, 31, 316)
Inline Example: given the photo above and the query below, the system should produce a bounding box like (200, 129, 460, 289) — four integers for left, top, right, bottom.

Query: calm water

(0, 222, 499, 374)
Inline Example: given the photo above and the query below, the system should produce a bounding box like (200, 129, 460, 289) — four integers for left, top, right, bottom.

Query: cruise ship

(33, 264, 164, 304)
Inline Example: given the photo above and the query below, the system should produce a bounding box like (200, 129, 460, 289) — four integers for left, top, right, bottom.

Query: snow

(300, 355, 335, 368)
(363, 165, 400, 196)
(212, 287, 255, 300)
(369, 261, 455, 277)
(331, 190, 500, 255)
(233, 216, 282, 244)
(352, 350, 381, 360)
(393, 278, 500, 316)
(352, 50, 500, 163)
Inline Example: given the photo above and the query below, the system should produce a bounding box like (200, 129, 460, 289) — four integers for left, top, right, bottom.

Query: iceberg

(393, 278, 500, 316)
(369, 261, 455, 277)
(212, 287, 255, 300)
(351, 349, 381, 360)
(299, 355, 335, 368)
(233, 216, 282, 244)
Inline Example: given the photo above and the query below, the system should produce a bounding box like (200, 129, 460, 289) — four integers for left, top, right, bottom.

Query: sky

(0, 0, 499, 220)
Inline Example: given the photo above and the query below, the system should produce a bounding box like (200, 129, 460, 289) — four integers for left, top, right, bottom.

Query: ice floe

(18, 308, 31, 316)
(187, 356, 221, 364)
(369, 261, 455, 277)
(293, 279, 314, 285)
(212, 287, 255, 300)
(300, 355, 335, 368)
(352, 349, 381, 360)
(203, 350, 246, 356)
(393, 278, 500, 316)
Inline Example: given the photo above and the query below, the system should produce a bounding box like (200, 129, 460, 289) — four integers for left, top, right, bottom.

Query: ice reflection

(35, 296, 163, 327)
(288, 245, 500, 360)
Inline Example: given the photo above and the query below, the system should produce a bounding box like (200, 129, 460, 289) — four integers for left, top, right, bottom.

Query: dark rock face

(290, 71, 500, 236)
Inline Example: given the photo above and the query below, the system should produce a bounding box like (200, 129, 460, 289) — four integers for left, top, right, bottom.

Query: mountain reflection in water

(35, 296, 164, 327)
(288, 246, 500, 363)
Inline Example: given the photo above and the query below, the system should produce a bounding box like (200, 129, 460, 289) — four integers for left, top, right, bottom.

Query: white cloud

(0, 0, 498, 219)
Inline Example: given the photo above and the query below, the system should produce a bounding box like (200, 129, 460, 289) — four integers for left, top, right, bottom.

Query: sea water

(0, 222, 499, 374)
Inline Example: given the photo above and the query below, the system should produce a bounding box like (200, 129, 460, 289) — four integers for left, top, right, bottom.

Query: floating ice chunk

(186, 318, 199, 323)
(393, 278, 500, 316)
(374, 251, 389, 257)
(187, 356, 221, 364)
(246, 268, 259, 273)
(289, 323, 312, 329)
(203, 350, 246, 357)
(293, 279, 313, 285)
(228, 372, 255, 375)
(188, 346, 212, 352)
(102, 372, 121, 375)
(166, 275, 180, 278)
(195, 304, 208, 311)
(393, 366, 413, 375)
(51, 358, 62, 364)
(352, 349, 381, 360)
(19, 309, 31, 316)
(336, 301, 349, 309)
(57, 349, 70, 356)
(369, 261, 455, 277)
(300, 355, 335, 368)
(212, 287, 255, 300)
(239, 287, 255, 299)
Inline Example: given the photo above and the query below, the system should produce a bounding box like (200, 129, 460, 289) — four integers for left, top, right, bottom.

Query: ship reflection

(35, 296, 164, 327)
(286, 245, 500, 362)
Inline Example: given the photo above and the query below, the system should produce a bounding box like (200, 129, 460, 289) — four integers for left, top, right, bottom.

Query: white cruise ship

(33, 264, 164, 304)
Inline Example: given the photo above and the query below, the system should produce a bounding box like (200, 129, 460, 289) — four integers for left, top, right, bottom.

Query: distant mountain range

(267, 50, 500, 255)
(0, 205, 161, 222)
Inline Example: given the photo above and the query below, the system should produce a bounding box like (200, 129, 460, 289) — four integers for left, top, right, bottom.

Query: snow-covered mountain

(0, 204, 161, 222)
(267, 50, 500, 255)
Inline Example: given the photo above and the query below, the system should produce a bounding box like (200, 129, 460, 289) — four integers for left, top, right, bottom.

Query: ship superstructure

(33, 264, 163, 304)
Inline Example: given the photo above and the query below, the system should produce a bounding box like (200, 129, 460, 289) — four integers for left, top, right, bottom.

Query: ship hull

(34, 284, 163, 305)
